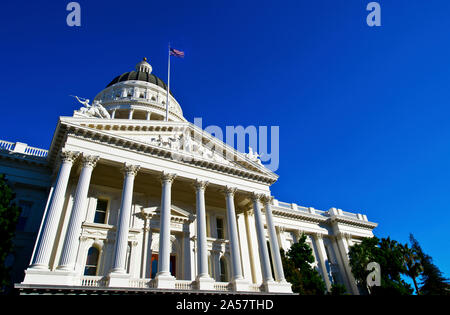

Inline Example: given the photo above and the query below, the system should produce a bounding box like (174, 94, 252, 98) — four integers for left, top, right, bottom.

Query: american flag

(170, 48, 185, 58)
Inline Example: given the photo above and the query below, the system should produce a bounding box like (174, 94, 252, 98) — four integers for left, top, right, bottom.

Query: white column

(335, 232, 359, 294)
(236, 213, 252, 283)
(140, 216, 151, 279)
(245, 210, 262, 284)
(312, 233, 332, 291)
(223, 187, 248, 291)
(224, 187, 242, 280)
(110, 164, 140, 274)
(194, 180, 209, 277)
(251, 193, 274, 284)
(146, 111, 151, 120)
(155, 172, 176, 288)
(111, 109, 116, 119)
(182, 231, 193, 281)
(128, 109, 134, 119)
(262, 195, 286, 282)
(194, 180, 215, 289)
(30, 151, 79, 269)
(57, 155, 99, 271)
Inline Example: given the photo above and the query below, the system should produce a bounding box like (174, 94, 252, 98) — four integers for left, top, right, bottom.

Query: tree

(400, 243, 423, 294)
(280, 234, 326, 295)
(0, 174, 21, 293)
(329, 283, 348, 295)
(409, 234, 450, 295)
(348, 236, 413, 295)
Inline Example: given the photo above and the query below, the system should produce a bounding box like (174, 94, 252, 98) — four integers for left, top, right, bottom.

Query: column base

(196, 275, 215, 291)
(108, 272, 130, 287)
(263, 280, 293, 293)
(22, 268, 77, 286)
(231, 278, 250, 292)
(154, 272, 176, 289)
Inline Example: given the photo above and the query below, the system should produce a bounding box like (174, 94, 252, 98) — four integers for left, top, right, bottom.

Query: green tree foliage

(280, 233, 326, 295)
(409, 234, 450, 295)
(0, 174, 21, 292)
(348, 236, 413, 295)
(329, 283, 348, 295)
(400, 243, 423, 294)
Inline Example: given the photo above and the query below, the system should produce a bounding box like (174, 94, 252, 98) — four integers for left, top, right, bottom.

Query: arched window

(84, 247, 100, 276)
(219, 257, 228, 282)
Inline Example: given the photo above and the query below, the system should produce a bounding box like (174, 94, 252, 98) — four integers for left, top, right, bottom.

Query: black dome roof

(106, 71, 169, 91)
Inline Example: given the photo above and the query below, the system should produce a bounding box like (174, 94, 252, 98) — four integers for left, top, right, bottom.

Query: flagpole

(166, 44, 171, 122)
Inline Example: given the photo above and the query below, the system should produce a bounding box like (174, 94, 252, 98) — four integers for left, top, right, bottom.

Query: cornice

(50, 119, 277, 185)
(0, 150, 50, 167)
(329, 215, 378, 229)
(271, 205, 378, 229)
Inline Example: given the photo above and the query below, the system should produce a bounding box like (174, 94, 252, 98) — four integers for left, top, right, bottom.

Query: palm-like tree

(401, 244, 423, 294)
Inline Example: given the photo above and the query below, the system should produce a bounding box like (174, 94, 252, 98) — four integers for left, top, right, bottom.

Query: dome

(92, 58, 185, 122)
(106, 58, 172, 95)
(107, 71, 169, 90)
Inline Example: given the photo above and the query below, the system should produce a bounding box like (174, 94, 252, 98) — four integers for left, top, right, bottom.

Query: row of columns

(28, 150, 289, 292)
(110, 109, 153, 120)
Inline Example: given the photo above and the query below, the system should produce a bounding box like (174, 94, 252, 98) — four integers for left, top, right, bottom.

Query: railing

(0, 140, 15, 151)
(76, 277, 265, 293)
(213, 282, 231, 292)
(275, 199, 367, 221)
(296, 206, 309, 213)
(24, 146, 48, 157)
(79, 276, 108, 287)
(247, 284, 262, 292)
(341, 211, 359, 219)
(0, 140, 48, 158)
(175, 280, 194, 290)
(277, 201, 292, 209)
(314, 209, 328, 217)
(129, 278, 153, 288)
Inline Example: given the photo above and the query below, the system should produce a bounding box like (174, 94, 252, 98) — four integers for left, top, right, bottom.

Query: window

(170, 255, 177, 278)
(94, 199, 108, 224)
(216, 217, 224, 239)
(17, 200, 33, 231)
(219, 257, 228, 282)
(125, 242, 132, 273)
(206, 214, 210, 237)
(150, 254, 158, 279)
(84, 247, 100, 276)
(267, 241, 275, 278)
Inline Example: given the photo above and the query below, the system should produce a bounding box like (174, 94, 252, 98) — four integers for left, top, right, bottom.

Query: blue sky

(1, 1, 449, 278)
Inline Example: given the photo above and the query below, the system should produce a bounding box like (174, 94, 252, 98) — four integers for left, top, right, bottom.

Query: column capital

(81, 154, 100, 169)
(337, 231, 352, 240)
(160, 172, 176, 184)
(222, 186, 237, 196)
(312, 232, 324, 240)
(193, 179, 209, 191)
(250, 192, 264, 202)
(261, 194, 273, 205)
(122, 163, 140, 177)
(60, 150, 79, 163)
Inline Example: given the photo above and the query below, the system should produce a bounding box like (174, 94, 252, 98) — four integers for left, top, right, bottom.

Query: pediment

(56, 116, 278, 183)
(144, 203, 193, 219)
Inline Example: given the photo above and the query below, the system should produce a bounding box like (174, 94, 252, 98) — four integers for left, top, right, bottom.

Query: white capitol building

(1, 58, 377, 294)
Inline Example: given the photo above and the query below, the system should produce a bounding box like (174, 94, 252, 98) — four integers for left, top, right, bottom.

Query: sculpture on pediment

(247, 146, 262, 165)
(72, 95, 111, 119)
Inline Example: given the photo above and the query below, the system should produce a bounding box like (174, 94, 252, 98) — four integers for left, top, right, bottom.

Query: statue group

(73, 96, 111, 119)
